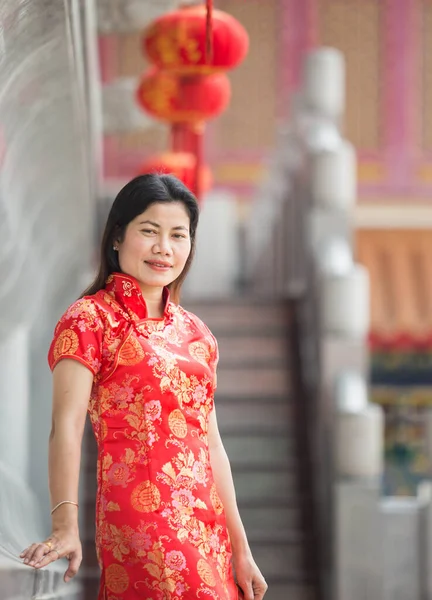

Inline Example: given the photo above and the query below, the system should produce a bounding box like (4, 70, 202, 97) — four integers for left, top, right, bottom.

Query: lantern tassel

(190, 122, 204, 200)
(205, 0, 213, 63)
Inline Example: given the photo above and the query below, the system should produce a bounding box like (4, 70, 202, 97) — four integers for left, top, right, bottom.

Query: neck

(140, 284, 166, 319)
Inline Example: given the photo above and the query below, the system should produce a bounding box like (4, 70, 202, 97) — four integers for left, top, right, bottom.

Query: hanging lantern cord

(206, 0, 213, 63)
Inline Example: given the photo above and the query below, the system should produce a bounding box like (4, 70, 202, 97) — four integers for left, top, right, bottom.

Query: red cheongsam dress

(48, 272, 239, 600)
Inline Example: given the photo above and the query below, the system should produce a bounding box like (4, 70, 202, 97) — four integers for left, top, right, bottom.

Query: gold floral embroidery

(105, 563, 130, 594)
(104, 524, 131, 562)
(53, 329, 79, 360)
(197, 558, 216, 587)
(168, 409, 188, 438)
(188, 341, 211, 367)
(122, 280, 134, 297)
(131, 481, 161, 512)
(135, 539, 191, 597)
(210, 483, 224, 515)
(118, 334, 145, 366)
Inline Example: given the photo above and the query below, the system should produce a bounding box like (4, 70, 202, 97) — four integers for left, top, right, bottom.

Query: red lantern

(143, 5, 249, 75)
(138, 152, 213, 197)
(136, 68, 231, 123)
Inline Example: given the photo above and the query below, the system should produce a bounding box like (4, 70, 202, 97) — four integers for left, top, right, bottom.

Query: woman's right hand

(20, 527, 82, 583)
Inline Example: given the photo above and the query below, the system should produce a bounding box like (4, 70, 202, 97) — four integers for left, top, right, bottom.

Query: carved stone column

(0, 325, 29, 481)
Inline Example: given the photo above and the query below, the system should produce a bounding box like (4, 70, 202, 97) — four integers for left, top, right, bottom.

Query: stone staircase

(80, 297, 316, 600)
(188, 298, 316, 600)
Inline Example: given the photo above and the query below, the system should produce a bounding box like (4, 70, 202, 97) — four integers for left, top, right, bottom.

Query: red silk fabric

(48, 273, 238, 599)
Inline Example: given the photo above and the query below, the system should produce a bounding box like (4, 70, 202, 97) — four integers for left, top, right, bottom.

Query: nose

(153, 235, 173, 256)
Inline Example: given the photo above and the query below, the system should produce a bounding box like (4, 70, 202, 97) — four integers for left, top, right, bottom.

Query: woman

(20, 174, 267, 600)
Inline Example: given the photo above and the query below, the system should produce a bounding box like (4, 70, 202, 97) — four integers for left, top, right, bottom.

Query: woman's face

(116, 202, 192, 294)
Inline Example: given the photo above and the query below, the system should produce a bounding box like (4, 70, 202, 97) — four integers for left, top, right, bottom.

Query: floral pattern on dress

(48, 272, 238, 600)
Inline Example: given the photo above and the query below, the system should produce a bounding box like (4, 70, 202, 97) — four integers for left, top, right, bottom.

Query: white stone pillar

(303, 47, 345, 119)
(334, 370, 384, 480)
(335, 405, 384, 479)
(82, 0, 104, 196)
(321, 264, 370, 339)
(418, 482, 432, 599)
(380, 497, 422, 600)
(310, 142, 357, 210)
(183, 191, 239, 298)
(335, 480, 383, 600)
(0, 324, 29, 481)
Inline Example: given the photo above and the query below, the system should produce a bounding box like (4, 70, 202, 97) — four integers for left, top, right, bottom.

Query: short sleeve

(208, 332, 219, 390)
(48, 298, 104, 376)
(191, 313, 219, 388)
(207, 328, 219, 374)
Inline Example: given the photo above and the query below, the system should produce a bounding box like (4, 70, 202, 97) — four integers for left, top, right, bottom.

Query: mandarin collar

(104, 272, 172, 322)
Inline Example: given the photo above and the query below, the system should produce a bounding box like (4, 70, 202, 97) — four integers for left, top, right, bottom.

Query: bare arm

(20, 359, 93, 582)
(49, 359, 93, 525)
(208, 408, 267, 600)
(208, 408, 249, 555)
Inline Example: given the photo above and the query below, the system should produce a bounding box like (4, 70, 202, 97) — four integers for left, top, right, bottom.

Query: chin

(139, 273, 176, 288)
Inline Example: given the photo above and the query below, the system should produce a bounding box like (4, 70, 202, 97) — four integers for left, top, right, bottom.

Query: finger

(23, 544, 40, 564)
(34, 549, 61, 569)
(28, 544, 53, 566)
(238, 581, 254, 600)
(64, 552, 82, 583)
(253, 581, 268, 599)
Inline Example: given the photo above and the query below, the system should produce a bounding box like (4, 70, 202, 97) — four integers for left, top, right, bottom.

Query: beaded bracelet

(51, 500, 79, 515)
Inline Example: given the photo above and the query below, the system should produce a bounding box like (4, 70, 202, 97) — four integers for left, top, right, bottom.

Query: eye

(173, 233, 187, 239)
(141, 229, 157, 235)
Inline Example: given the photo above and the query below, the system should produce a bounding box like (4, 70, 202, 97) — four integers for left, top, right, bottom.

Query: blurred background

(1, 0, 432, 599)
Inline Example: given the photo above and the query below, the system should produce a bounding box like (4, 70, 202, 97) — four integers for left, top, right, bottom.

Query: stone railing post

(0, 325, 30, 482)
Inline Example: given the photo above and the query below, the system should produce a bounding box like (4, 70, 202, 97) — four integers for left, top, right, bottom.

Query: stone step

(80, 469, 97, 502)
(81, 465, 296, 506)
(233, 468, 297, 505)
(238, 495, 301, 510)
(184, 302, 290, 335)
(82, 539, 99, 569)
(80, 553, 315, 600)
(0, 562, 37, 599)
(239, 505, 302, 540)
(82, 428, 296, 476)
(263, 579, 316, 600)
(217, 334, 288, 367)
(79, 568, 100, 600)
(80, 500, 96, 540)
(80, 501, 303, 545)
(82, 539, 307, 580)
(223, 433, 293, 469)
(216, 366, 290, 397)
(217, 396, 291, 434)
(250, 539, 305, 580)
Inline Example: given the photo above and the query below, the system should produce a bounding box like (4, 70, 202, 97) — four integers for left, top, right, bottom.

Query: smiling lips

(145, 260, 173, 271)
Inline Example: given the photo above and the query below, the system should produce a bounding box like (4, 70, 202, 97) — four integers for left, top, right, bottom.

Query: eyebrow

(139, 220, 189, 231)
